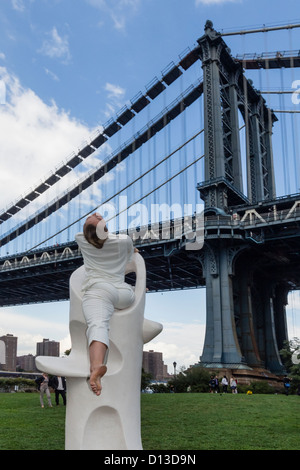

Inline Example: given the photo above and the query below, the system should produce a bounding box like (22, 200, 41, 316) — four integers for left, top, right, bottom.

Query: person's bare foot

(89, 364, 107, 396)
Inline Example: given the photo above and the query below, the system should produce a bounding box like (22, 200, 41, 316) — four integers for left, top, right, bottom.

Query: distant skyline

(0, 287, 208, 373)
(1, 288, 299, 373)
(0, 0, 300, 371)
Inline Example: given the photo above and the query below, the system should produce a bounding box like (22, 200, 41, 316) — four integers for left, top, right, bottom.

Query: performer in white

(75, 213, 136, 396)
(36, 212, 162, 449)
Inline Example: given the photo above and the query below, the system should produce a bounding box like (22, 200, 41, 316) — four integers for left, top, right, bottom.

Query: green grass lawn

(0, 392, 299, 450)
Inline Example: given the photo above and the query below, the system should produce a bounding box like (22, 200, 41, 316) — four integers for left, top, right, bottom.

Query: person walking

(36, 373, 53, 408)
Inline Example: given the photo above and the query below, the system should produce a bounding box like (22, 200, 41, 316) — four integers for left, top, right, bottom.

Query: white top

(75, 232, 134, 291)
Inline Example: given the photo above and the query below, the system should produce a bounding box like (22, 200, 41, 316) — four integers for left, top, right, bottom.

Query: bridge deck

(236, 50, 300, 69)
(1, 194, 299, 307)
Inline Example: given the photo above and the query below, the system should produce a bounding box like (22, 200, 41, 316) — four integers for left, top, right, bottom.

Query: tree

(141, 368, 152, 391)
(280, 337, 300, 393)
(168, 366, 211, 393)
(280, 338, 300, 369)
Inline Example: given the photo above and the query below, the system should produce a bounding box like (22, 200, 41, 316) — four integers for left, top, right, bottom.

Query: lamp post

(173, 361, 177, 393)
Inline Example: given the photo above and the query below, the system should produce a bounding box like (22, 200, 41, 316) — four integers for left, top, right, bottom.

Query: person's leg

(83, 286, 114, 395)
(40, 389, 44, 407)
(83, 282, 134, 396)
(46, 387, 52, 407)
(89, 340, 107, 396)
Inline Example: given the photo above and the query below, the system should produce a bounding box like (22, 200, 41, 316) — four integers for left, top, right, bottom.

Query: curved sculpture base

(36, 253, 162, 450)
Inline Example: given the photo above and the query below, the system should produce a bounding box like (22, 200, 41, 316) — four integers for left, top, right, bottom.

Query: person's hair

(83, 222, 106, 249)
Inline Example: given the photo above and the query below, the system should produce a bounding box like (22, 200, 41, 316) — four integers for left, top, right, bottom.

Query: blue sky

(0, 0, 300, 372)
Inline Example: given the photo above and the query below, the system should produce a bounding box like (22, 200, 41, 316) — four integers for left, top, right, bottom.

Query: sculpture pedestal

(36, 253, 162, 450)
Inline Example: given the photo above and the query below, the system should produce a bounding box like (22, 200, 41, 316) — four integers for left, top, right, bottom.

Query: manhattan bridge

(1, 21, 300, 378)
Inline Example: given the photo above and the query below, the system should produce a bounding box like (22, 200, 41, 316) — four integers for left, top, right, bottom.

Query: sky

(0, 0, 300, 373)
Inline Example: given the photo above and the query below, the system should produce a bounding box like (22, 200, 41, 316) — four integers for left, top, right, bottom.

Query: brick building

(17, 354, 37, 372)
(0, 334, 18, 371)
(36, 338, 59, 357)
(143, 350, 168, 381)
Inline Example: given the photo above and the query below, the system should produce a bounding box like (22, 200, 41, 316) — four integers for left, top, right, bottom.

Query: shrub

(248, 381, 277, 394)
(0, 377, 36, 392)
(150, 383, 170, 393)
(169, 366, 211, 393)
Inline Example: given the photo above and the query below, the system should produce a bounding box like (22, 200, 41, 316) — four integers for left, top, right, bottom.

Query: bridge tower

(197, 21, 286, 376)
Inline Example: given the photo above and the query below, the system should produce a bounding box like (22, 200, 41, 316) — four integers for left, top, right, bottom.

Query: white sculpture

(36, 253, 162, 450)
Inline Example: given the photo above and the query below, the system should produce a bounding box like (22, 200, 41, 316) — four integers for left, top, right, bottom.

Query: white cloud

(287, 291, 300, 310)
(85, 0, 140, 31)
(103, 82, 126, 118)
(11, 0, 25, 12)
(286, 291, 300, 339)
(105, 82, 125, 99)
(144, 321, 205, 372)
(0, 66, 94, 208)
(39, 27, 71, 63)
(0, 307, 70, 357)
(0, 303, 204, 370)
(44, 67, 60, 82)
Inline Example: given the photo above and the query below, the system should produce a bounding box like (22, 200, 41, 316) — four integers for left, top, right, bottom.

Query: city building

(143, 350, 168, 381)
(36, 338, 60, 357)
(17, 354, 37, 372)
(0, 334, 18, 371)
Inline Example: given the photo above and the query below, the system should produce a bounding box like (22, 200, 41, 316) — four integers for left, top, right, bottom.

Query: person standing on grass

(230, 377, 237, 393)
(209, 375, 216, 393)
(36, 373, 53, 408)
(283, 375, 291, 395)
(52, 376, 67, 406)
(221, 375, 228, 393)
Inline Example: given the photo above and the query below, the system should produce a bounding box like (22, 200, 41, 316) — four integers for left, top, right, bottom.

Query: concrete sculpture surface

(36, 252, 162, 450)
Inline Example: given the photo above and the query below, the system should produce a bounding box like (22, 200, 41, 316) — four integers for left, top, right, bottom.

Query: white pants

(82, 282, 135, 348)
(40, 384, 52, 407)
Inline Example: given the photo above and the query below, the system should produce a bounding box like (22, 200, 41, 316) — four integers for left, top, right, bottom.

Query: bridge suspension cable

(261, 90, 298, 94)
(272, 110, 300, 113)
(0, 79, 204, 249)
(26, 130, 204, 252)
(2, 21, 300, 257)
(221, 22, 300, 36)
(0, 47, 201, 225)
